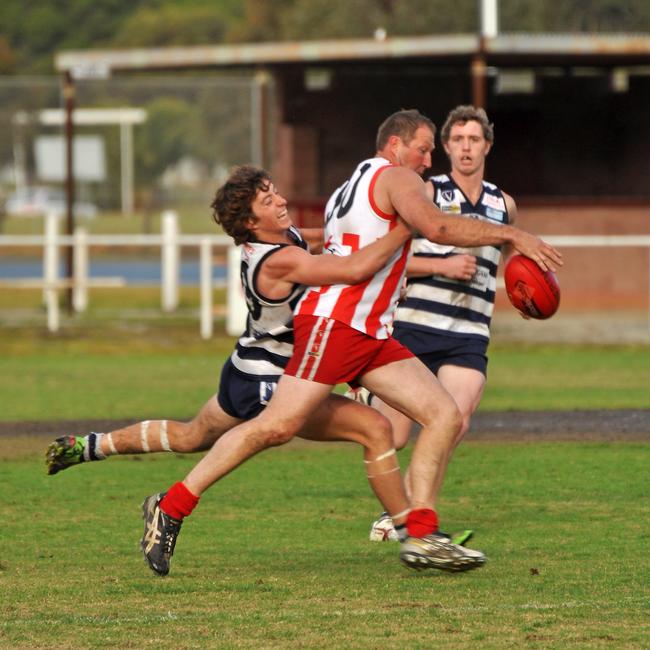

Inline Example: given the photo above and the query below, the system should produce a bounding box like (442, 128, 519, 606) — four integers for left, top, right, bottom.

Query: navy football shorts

(392, 325, 488, 377)
(217, 357, 279, 420)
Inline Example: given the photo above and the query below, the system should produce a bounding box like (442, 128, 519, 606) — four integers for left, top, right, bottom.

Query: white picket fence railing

(2, 212, 650, 338)
(0, 211, 247, 339)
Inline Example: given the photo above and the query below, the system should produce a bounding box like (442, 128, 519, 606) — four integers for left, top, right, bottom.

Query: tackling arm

(386, 168, 562, 272)
(265, 220, 412, 288)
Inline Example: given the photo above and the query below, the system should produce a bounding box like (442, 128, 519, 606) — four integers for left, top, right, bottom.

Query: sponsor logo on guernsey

(485, 207, 505, 220)
(470, 266, 490, 292)
(483, 193, 505, 210)
(441, 204, 461, 214)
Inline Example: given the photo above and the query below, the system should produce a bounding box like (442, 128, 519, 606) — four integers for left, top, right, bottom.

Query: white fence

(2, 214, 650, 339)
(0, 211, 247, 339)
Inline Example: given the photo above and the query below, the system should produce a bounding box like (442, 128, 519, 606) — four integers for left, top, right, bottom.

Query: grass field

(0, 314, 649, 419)
(1, 320, 649, 647)
(2, 436, 648, 648)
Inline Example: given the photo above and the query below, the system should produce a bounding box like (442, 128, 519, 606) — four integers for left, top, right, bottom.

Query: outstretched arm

(385, 168, 562, 272)
(263, 220, 412, 289)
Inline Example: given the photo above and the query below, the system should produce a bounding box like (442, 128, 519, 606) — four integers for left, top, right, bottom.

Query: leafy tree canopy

(0, 0, 649, 73)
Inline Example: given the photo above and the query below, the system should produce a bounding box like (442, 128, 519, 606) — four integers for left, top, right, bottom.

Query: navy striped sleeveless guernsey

(230, 225, 308, 382)
(393, 174, 509, 342)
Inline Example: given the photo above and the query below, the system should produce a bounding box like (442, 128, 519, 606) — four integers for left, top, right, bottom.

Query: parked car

(4, 186, 97, 218)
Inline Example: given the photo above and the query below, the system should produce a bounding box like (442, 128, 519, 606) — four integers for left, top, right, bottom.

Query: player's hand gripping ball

(504, 254, 560, 319)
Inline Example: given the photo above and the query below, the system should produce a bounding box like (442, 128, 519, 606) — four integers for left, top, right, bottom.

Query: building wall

(271, 64, 650, 203)
(272, 64, 650, 317)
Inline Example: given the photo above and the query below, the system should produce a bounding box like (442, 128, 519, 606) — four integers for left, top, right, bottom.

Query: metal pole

(480, 0, 498, 39)
(63, 71, 75, 313)
(250, 70, 269, 168)
(471, 53, 487, 109)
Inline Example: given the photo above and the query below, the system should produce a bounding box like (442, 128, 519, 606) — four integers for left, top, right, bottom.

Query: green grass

(485, 343, 650, 410)
(0, 315, 649, 420)
(1, 207, 220, 237)
(1, 438, 648, 648)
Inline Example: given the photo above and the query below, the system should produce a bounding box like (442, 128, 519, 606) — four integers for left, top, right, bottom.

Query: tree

(134, 96, 200, 186)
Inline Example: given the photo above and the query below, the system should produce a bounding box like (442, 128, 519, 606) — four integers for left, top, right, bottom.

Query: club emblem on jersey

(260, 381, 277, 406)
(442, 189, 455, 202)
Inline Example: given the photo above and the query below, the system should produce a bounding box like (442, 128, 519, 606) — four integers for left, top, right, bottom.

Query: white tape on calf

(366, 466, 400, 479)
(140, 420, 151, 452)
(106, 433, 118, 454)
(363, 448, 396, 464)
(159, 420, 171, 452)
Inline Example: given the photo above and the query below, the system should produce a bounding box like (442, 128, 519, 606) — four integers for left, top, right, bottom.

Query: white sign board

(35, 135, 106, 182)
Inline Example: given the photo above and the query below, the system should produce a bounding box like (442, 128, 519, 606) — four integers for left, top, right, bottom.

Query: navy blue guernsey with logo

(393, 174, 509, 343)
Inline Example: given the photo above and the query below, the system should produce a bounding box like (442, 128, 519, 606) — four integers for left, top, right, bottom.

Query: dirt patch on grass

(1, 410, 648, 442)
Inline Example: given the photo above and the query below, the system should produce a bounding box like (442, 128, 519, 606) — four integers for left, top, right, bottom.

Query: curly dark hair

(211, 165, 272, 245)
(375, 109, 436, 151)
(440, 105, 494, 144)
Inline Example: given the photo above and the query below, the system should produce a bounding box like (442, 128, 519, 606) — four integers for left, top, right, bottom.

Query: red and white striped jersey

(295, 157, 411, 339)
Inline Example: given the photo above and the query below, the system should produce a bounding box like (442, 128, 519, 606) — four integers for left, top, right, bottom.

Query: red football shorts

(285, 315, 414, 385)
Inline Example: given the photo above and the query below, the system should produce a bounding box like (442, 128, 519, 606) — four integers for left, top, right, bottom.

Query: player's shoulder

(261, 242, 310, 276)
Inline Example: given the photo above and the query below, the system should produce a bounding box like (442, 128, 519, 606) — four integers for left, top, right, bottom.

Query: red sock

(406, 508, 439, 538)
(160, 481, 199, 520)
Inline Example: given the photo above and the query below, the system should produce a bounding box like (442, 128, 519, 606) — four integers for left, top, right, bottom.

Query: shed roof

(55, 33, 650, 76)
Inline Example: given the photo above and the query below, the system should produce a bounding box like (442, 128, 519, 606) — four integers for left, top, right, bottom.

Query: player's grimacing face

(444, 120, 491, 176)
(396, 126, 434, 176)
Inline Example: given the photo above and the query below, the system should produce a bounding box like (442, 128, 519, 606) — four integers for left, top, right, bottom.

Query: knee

(446, 401, 463, 437)
(453, 412, 472, 446)
(393, 427, 411, 451)
(173, 422, 212, 453)
(172, 435, 196, 454)
(257, 420, 299, 447)
(358, 411, 394, 451)
(422, 394, 462, 438)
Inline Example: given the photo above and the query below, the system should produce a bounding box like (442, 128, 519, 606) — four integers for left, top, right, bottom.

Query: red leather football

(504, 254, 560, 319)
